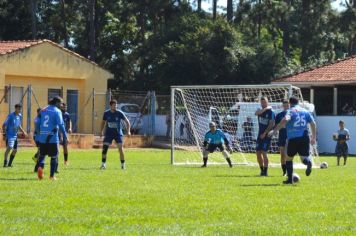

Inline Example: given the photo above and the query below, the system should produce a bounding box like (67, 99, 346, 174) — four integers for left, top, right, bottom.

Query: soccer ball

(332, 133, 338, 141)
(292, 173, 300, 183)
(320, 162, 328, 169)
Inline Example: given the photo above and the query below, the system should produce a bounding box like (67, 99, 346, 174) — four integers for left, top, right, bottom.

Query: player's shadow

(0, 177, 36, 181)
(213, 174, 279, 178)
(239, 183, 281, 187)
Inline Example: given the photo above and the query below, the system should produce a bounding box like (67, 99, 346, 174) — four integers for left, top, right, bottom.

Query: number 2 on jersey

(43, 115, 49, 127)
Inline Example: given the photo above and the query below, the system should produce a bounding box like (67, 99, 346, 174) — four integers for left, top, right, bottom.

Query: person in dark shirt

(275, 100, 289, 176)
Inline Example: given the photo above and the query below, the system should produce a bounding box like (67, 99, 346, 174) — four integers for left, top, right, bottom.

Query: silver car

(117, 103, 143, 134)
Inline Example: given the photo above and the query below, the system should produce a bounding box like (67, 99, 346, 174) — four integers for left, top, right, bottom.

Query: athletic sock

(203, 157, 208, 166)
(102, 158, 106, 164)
(64, 154, 68, 162)
(55, 162, 59, 173)
(121, 160, 125, 169)
(286, 161, 293, 182)
(8, 154, 15, 166)
(302, 158, 311, 165)
(3, 159, 7, 167)
(50, 158, 58, 177)
(263, 167, 268, 176)
(282, 164, 287, 175)
(226, 158, 232, 167)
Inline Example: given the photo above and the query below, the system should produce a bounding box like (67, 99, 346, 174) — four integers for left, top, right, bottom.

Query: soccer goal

(170, 84, 320, 168)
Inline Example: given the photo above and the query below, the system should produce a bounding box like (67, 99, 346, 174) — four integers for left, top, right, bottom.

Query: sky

(199, 0, 346, 12)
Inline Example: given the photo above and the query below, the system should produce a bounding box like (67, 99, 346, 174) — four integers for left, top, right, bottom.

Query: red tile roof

(273, 56, 356, 84)
(0, 39, 111, 74)
(0, 40, 43, 55)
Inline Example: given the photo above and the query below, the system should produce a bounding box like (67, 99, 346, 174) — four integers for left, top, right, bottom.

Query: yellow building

(0, 40, 113, 134)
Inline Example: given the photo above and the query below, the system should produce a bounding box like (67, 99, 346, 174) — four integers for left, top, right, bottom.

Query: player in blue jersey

(55, 103, 72, 172)
(333, 120, 350, 166)
(269, 97, 316, 184)
(255, 97, 275, 176)
(36, 96, 68, 180)
(100, 99, 131, 170)
(2, 104, 27, 167)
(33, 108, 41, 172)
(201, 122, 233, 168)
(275, 100, 289, 176)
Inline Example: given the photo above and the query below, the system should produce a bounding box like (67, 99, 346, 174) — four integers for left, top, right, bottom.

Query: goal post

(170, 84, 320, 167)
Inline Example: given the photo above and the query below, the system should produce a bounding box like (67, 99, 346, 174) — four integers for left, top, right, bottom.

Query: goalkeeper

(201, 122, 233, 168)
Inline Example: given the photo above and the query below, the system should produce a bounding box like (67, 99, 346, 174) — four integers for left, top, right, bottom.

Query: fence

(0, 84, 110, 135)
(0, 85, 169, 136)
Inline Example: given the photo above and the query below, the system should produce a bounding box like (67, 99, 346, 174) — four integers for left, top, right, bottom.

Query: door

(10, 86, 24, 112)
(67, 90, 78, 132)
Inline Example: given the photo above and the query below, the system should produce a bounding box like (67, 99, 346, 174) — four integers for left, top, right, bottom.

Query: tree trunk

(282, 0, 291, 61)
(227, 0, 233, 22)
(28, 0, 37, 39)
(213, 0, 217, 20)
(257, 0, 262, 40)
(60, 0, 69, 47)
(88, 0, 96, 61)
(301, 0, 311, 64)
(197, 0, 202, 12)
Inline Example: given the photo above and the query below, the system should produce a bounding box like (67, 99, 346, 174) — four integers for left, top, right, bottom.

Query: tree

(28, 0, 37, 39)
(227, 0, 233, 22)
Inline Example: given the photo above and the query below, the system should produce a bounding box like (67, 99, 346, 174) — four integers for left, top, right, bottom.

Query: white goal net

(170, 84, 319, 168)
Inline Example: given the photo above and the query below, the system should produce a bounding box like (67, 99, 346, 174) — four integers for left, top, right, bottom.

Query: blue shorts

(256, 138, 271, 152)
(6, 138, 18, 150)
(103, 135, 123, 145)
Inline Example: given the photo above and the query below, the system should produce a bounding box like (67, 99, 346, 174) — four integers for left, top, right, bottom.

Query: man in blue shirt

(333, 120, 350, 166)
(56, 103, 72, 172)
(255, 97, 275, 176)
(269, 97, 316, 184)
(36, 96, 68, 180)
(2, 104, 27, 167)
(202, 122, 233, 168)
(275, 100, 289, 176)
(101, 99, 131, 170)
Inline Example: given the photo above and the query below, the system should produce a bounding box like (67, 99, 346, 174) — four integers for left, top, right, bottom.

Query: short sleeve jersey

(258, 109, 275, 135)
(275, 110, 287, 140)
(38, 105, 67, 144)
(285, 105, 314, 140)
(204, 129, 226, 145)
(103, 109, 126, 136)
(3, 112, 22, 139)
(62, 112, 71, 131)
(337, 129, 350, 142)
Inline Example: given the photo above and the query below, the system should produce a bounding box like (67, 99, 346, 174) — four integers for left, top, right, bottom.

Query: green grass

(0, 149, 355, 235)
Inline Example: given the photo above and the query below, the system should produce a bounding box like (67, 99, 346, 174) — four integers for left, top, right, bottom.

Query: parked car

(117, 103, 143, 134)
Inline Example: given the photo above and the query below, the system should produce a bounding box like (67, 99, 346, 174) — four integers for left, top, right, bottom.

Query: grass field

(0, 148, 355, 235)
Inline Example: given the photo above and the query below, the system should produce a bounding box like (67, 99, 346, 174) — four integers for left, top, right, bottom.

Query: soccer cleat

(49, 176, 57, 181)
(100, 163, 106, 170)
(201, 164, 207, 168)
(305, 162, 312, 176)
(64, 161, 69, 166)
(121, 164, 126, 170)
(7, 164, 13, 168)
(283, 180, 293, 185)
(37, 167, 44, 180)
(228, 163, 233, 168)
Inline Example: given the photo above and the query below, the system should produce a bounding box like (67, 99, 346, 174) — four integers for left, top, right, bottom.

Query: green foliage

(0, 149, 355, 234)
(0, 1, 353, 93)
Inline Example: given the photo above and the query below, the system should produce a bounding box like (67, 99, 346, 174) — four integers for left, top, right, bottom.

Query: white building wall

(316, 116, 356, 154)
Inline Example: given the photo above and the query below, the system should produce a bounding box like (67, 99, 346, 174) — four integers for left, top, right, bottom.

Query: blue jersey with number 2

(285, 105, 314, 140)
(37, 105, 67, 144)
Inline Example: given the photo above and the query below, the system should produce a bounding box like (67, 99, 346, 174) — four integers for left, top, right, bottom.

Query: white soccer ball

(320, 162, 328, 169)
(292, 173, 300, 183)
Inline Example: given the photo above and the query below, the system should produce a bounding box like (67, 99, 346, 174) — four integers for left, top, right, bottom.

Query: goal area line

(172, 162, 321, 169)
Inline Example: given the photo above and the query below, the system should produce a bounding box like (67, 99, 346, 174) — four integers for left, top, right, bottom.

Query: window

(314, 87, 333, 115)
(48, 89, 61, 101)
